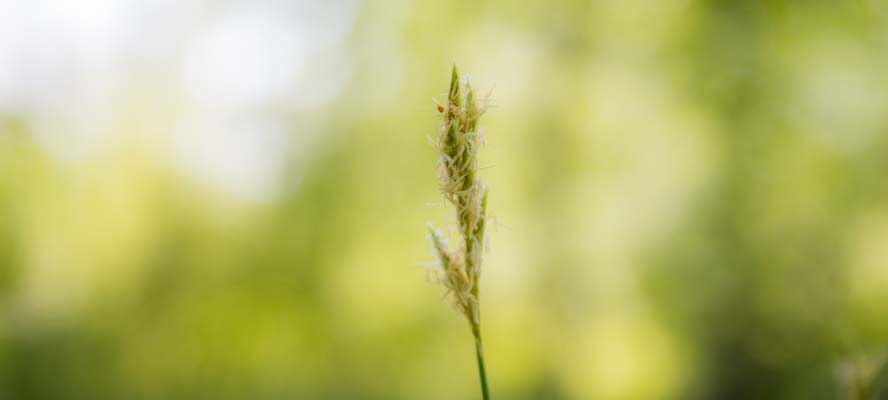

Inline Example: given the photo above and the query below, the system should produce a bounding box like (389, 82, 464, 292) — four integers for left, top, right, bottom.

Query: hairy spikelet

(426, 65, 491, 334)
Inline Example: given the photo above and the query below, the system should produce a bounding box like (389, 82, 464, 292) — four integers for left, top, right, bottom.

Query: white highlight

(0, 0, 359, 200)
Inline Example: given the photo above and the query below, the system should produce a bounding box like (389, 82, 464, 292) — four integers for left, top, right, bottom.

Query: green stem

(474, 332, 491, 400)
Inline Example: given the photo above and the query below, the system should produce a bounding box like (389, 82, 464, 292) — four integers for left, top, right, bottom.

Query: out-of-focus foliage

(2, 0, 888, 399)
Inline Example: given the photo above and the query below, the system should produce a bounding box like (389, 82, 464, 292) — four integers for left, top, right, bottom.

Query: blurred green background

(2, 0, 888, 399)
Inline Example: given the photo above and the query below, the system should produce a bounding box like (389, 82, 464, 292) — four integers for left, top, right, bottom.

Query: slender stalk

(474, 331, 491, 400)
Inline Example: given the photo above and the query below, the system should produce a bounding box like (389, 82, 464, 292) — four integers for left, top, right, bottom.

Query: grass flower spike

(426, 65, 492, 400)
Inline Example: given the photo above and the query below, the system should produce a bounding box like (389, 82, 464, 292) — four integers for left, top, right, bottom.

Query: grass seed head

(426, 65, 492, 332)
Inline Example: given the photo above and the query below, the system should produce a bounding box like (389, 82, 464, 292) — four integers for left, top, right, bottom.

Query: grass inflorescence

(425, 64, 492, 400)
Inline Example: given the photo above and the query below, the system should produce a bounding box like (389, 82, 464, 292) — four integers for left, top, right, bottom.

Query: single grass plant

(425, 65, 493, 400)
